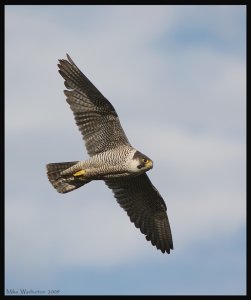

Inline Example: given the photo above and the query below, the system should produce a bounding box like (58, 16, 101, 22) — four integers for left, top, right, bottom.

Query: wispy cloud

(5, 5, 246, 295)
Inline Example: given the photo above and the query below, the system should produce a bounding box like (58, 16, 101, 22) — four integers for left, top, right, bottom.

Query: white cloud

(5, 127, 245, 271)
(5, 5, 245, 138)
(5, 190, 147, 271)
(5, 5, 245, 294)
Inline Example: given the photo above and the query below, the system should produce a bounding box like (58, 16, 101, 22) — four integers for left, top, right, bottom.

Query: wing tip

(57, 53, 73, 69)
(66, 53, 71, 61)
(158, 244, 173, 254)
(146, 233, 173, 254)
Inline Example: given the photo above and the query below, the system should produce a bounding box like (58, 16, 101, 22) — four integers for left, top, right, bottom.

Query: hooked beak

(145, 160, 153, 169)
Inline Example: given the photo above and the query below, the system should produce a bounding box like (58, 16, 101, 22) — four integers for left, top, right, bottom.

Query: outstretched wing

(105, 173, 173, 253)
(58, 54, 130, 156)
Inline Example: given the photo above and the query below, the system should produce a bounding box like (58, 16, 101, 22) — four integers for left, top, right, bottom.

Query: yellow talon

(73, 170, 86, 177)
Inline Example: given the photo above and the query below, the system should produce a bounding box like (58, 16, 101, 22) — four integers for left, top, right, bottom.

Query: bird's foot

(73, 169, 86, 177)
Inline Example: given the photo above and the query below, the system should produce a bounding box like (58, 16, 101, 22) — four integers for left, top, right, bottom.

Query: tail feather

(46, 161, 90, 193)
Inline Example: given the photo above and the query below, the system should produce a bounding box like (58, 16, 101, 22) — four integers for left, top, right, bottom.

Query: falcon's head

(128, 150, 153, 174)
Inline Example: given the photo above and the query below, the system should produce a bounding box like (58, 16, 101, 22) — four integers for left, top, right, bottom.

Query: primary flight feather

(46, 54, 173, 253)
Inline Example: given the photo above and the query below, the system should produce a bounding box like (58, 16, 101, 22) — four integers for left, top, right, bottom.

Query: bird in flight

(46, 54, 173, 254)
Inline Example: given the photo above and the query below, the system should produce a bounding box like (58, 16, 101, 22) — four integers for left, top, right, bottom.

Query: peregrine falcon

(46, 54, 173, 254)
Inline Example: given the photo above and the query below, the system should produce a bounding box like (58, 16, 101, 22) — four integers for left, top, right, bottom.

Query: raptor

(46, 54, 173, 254)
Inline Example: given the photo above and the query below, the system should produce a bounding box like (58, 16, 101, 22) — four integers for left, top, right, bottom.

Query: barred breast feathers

(90, 145, 135, 167)
(68, 146, 137, 179)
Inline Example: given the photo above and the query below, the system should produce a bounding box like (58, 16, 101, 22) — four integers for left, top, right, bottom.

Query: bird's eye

(143, 158, 148, 163)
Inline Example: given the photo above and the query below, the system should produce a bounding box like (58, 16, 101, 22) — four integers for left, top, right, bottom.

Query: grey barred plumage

(46, 54, 173, 254)
(58, 55, 130, 157)
(58, 146, 137, 180)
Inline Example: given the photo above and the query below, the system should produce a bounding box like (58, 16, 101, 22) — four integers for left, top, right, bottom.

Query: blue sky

(5, 5, 246, 295)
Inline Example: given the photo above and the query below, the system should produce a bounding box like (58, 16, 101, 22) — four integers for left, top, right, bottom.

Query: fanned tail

(46, 161, 91, 194)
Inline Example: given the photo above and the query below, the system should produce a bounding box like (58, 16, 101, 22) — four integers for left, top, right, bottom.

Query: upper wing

(58, 54, 130, 156)
(105, 173, 173, 253)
